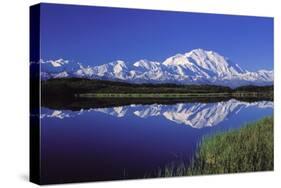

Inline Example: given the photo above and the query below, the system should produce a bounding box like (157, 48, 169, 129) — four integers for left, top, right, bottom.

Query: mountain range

(40, 49, 273, 88)
(41, 99, 273, 129)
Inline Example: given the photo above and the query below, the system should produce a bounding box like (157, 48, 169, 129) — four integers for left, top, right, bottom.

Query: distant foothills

(41, 77, 273, 100)
(38, 49, 273, 88)
(39, 77, 273, 110)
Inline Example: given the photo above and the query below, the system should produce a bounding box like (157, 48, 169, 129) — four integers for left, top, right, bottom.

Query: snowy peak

(109, 60, 127, 69)
(162, 53, 188, 66)
(186, 49, 244, 76)
(109, 60, 128, 79)
(133, 59, 160, 70)
(161, 49, 247, 81)
(40, 49, 273, 88)
(45, 58, 69, 67)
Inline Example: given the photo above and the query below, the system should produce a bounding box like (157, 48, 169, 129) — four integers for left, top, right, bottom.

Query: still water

(40, 99, 273, 183)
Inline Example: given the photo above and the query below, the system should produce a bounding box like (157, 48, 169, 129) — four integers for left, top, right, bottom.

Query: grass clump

(157, 116, 273, 177)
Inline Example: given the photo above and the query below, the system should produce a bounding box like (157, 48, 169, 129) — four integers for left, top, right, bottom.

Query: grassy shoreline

(76, 93, 231, 98)
(156, 116, 273, 177)
(41, 78, 273, 98)
(76, 92, 271, 99)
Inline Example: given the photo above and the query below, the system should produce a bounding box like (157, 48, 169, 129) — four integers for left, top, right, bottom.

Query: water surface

(40, 99, 273, 183)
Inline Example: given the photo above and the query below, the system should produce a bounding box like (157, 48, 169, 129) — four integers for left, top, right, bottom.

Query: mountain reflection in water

(41, 99, 273, 129)
(39, 98, 273, 183)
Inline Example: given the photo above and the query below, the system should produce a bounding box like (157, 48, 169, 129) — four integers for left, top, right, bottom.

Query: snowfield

(39, 49, 273, 88)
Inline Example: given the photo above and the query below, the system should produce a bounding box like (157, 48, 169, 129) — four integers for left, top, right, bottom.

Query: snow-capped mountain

(41, 99, 273, 129)
(40, 49, 273, 88)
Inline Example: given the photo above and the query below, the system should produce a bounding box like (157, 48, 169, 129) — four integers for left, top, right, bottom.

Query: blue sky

(40, 3, 273, 71)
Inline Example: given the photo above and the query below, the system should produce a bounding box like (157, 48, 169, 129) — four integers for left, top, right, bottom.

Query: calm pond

(40, 99, 273, 183)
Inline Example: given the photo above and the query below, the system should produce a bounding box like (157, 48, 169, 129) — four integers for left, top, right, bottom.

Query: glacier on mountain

(39, 49, 273, 88)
